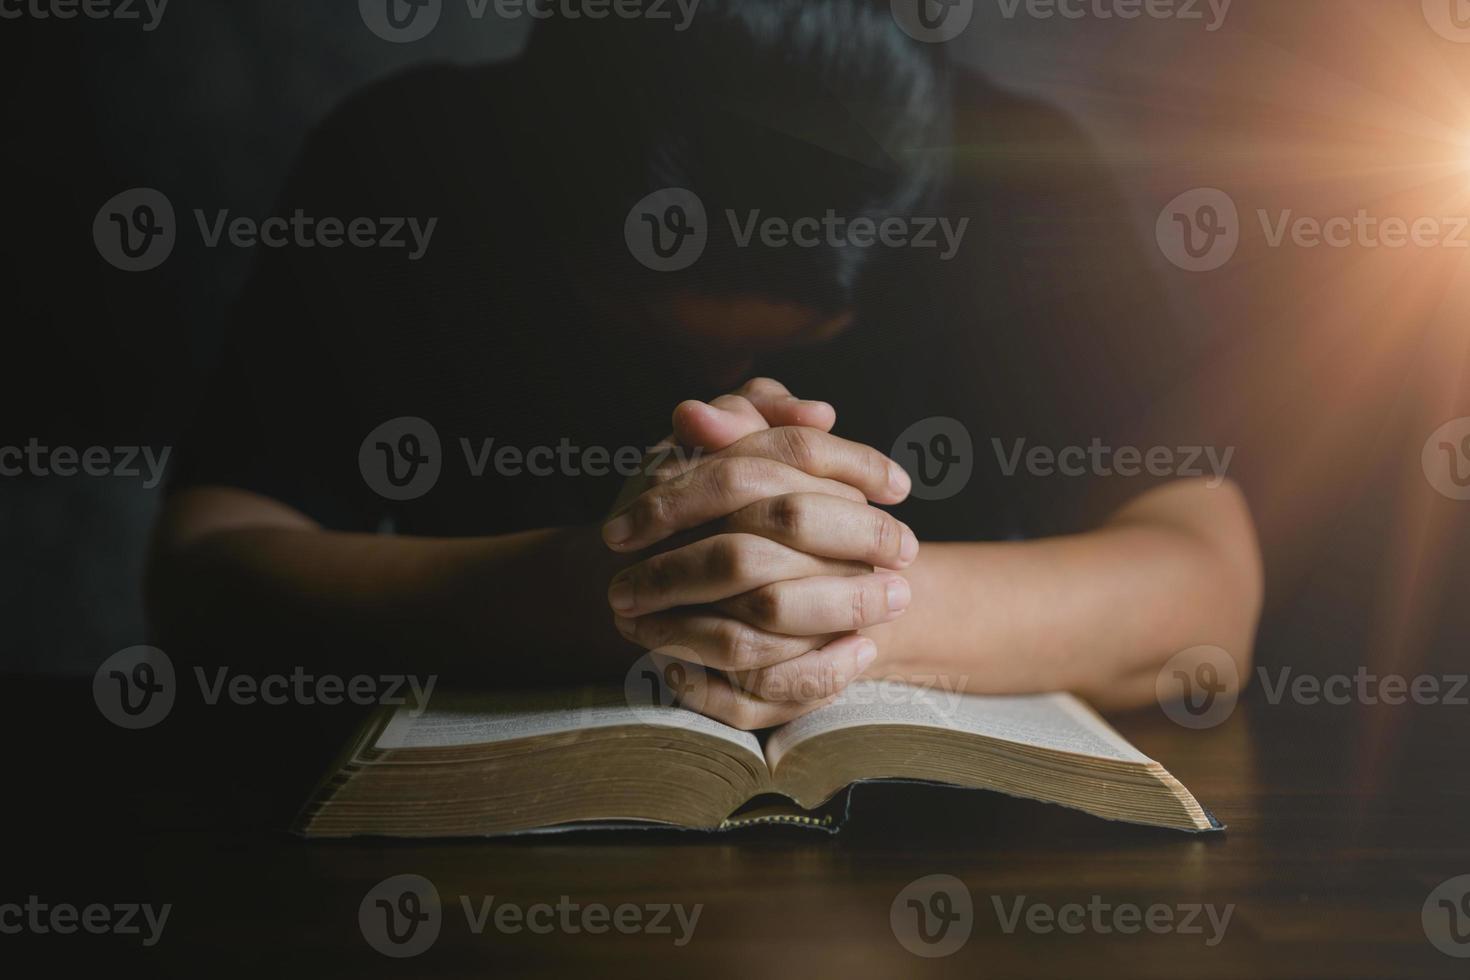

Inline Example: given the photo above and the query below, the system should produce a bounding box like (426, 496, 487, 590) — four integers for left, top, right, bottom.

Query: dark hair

(522, 0, 952, 312)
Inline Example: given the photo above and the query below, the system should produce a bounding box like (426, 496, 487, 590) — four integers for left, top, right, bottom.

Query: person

(147, 0, 1262, 729)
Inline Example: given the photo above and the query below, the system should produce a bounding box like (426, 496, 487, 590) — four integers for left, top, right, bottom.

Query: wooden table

(5, 672, 1467, 978)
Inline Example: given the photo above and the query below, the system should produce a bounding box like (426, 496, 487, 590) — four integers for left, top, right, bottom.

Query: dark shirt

(173, 60, 1197, 544)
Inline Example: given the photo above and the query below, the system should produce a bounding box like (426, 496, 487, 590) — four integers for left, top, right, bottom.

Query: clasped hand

(603, 378, 917, 729)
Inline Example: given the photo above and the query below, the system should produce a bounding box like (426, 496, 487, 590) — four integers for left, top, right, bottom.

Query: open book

(296, 681, 1220, 837)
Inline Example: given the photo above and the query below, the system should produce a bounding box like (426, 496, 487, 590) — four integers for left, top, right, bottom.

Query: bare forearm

(869, 480, 1263, 710)
(148, 517, 627, 683)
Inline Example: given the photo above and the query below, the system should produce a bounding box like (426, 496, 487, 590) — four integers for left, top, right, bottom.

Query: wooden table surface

(5, 672, 1467, 978)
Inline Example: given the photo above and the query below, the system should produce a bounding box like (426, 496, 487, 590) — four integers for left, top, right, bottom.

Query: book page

(764, 680, 1151, 770)
(373, 687, 765, 766)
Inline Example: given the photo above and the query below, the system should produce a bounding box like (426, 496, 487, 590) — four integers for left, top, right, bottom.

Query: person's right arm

(147, 484, 628, 685)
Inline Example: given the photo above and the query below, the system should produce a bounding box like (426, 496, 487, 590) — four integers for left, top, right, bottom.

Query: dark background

(3, 6, 1469, 977)
(2, 0, 1467, 686)
(2, 6, 525, 673)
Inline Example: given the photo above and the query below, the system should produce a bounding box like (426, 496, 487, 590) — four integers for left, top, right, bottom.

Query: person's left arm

(856, 88, 1263, 710)
(863, 477, 1262, 711)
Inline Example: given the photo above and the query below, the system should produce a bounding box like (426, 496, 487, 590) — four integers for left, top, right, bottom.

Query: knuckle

(776, 426, 819, 473)
(768, 494, 806, 539)
(711, 457, 758, 501)
(743, 584, 785, 627)
(707, 536, 746, 582)
(849, 581, 871, 630)
(863, 448, 891, 489)
(633, 490, 674, 532)
(640, 557, 675, 598)
(871, 512, 898, 561)
(724, 534, 779, 584)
